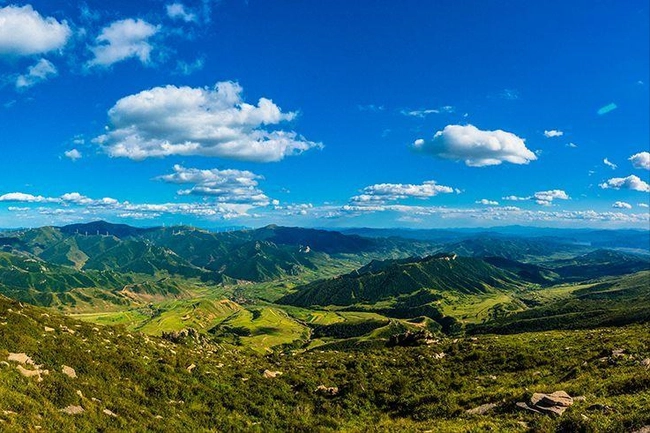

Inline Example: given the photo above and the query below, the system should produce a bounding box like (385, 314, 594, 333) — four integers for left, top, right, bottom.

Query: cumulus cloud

(350, 181, 456, 205)
(502, 190, 570, 206)
(600, 175, 650, 192)
(87, 18, 159, 68)
(64, 149, 82, 160)
(0, 5, 71, 56)
(157, 164, 270, 205)
(544, 130, 563, 138)
(94, 81, 321, 162)
(533, 190, 570, 206)
(612, 201, 632, 209)
(629, 151, 650, 170)
(15, 58, 57, 89)
(603, 158, 617, 170)
(412, 124, 536, 167)
(166, 3, 197, 22)
(476, 199, 499, 206)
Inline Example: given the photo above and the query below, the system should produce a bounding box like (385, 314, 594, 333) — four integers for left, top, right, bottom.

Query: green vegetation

(0, 295, 649, 432)
(0, 222, 649, 430)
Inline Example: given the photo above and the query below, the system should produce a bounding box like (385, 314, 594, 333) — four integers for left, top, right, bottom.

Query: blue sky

(0, 0, 648, 229)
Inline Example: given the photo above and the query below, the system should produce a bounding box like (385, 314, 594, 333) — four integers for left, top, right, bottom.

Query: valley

(0, 221, 648, 431)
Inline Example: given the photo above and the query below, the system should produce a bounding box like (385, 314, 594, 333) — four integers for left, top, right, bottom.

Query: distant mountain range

(0, 221, 648, 316)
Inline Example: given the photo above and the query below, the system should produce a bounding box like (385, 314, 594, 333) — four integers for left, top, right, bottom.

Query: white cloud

(64, 149, 82, 160)
(166, 3, 197, 22)
(87, 19, 159, 68)
(503, 190, 570, 206)
(351, 181, 456, 205)
(476, 199, 499, 206)
(94, 81, 321, 162)
(0, 190, 259, 221)
(629, 151, 650, 170)
(566, 142, 578, 148)
(544, 130, 563, 138)
(612, 201, 632, 209)
(272, 203, 314, 216)
(157, 164, 271, 205)
(322, 203, 649, 226)
(15, 58, 57, 89)
(502, 195, 530, 201)
(603, 158, 617, 170)
(533, 190, 570, 206)
(600, 175, 650, 192)
(639, 203, 649, 208)
(413, 124, 536, 167)
(0, 192, 52, 203)
(0, 5, 71, 56)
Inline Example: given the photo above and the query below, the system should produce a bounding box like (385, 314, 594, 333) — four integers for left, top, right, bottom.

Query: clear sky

(0, 0, 648, 229)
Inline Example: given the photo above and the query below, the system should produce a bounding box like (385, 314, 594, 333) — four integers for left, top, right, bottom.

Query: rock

(187, 363, 196, 372)
(516, 402, 542, 414)
(611, 348, 625, 357)
(60, 405, 84, 415)
(16, 365, 48, 382)
(531, 391, 573, 408)
(44, 326, 55, 332)
(76, 390, 84, 398)
(574, 396, 587, 402)
(466, 402, 499, 415)
(62, 365, 77, 379)
(263, 370, 282, 378)
(519, 391, 574, 417)
(7, 353, 35, 365)
(632, 426, 650, 433)
(103, 409, 117, 417)
(161, 328, 202, 344)
(315, 385, 339, 396)
(641, 359, 650, 369)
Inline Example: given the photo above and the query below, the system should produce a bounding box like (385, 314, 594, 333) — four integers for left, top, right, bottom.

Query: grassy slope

(0, 295, 649, 432)
(472, 271, 650, 334)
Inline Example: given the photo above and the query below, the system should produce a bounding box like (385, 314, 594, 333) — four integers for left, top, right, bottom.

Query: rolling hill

(278, 254, 524, 308)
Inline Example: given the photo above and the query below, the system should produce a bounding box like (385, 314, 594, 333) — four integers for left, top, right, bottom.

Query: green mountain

(472, 271, 650, 334)
(278, 254, 523, 308)
(59, 220, 152, 238)
(442, 236, 588, 261)
(548, 249, 650, 280)
(82, 239, 206, 278)
(482, 256, 560, 284)
(0, 251, 130, 307)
